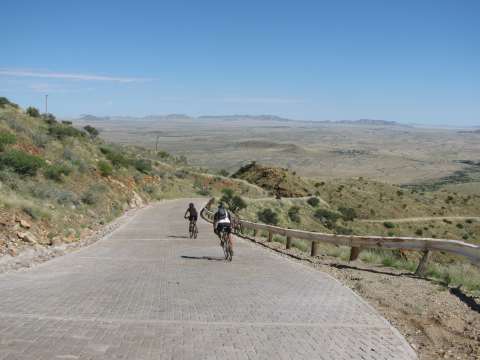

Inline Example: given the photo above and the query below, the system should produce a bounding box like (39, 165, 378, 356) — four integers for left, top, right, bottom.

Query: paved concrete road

(0, 199, 417, 360)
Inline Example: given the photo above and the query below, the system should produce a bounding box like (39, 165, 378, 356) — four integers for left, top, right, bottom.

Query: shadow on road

(168, 235, 189, 239)
(181, 255, 224, 261)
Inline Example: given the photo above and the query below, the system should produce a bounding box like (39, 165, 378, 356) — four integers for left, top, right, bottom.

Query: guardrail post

(286, 236, 292, 249)
(268, 230, 273, 242)
(415, 250, 431, 276)
(311, 241, 319, 257)
(253, 229, 257, 237)
(349, 247, 362, 261)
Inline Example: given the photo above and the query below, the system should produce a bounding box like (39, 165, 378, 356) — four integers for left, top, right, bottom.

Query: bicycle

(219, 227, 233, 261)
(187, 219, 198, 239)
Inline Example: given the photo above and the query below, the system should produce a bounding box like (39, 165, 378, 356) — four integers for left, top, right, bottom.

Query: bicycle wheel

(189, 222, 194, 239)
(222, 232, 229, 260)
(227, 239, 233, 261)
(193, 223, 198, 239)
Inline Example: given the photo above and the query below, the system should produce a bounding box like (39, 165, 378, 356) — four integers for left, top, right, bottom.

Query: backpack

(217, 207, 227, 220)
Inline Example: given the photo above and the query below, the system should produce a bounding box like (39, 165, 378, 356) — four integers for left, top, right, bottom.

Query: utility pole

(155, 134, 160, 152)
(45, 94, 48, 114)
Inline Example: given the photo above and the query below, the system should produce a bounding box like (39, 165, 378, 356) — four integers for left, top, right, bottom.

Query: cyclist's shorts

(216, 223, 231, 234)
(189, 215, 198, 222)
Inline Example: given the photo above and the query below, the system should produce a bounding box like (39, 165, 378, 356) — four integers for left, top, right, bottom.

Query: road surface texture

(0, 199, 417, 360)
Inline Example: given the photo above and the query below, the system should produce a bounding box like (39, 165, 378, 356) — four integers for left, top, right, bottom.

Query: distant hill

(197, 114, 293, 122)
(338, 119, 400, 126)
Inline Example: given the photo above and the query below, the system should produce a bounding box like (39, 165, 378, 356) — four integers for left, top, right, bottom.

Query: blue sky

(1, 0, 479, 125)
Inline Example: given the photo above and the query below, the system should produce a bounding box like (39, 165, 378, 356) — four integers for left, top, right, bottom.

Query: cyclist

(184, 203, 198, 233)
(213, 202, 233, 251)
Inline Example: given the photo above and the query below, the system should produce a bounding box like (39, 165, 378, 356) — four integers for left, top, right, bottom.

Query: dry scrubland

(73, 115, 480, 185)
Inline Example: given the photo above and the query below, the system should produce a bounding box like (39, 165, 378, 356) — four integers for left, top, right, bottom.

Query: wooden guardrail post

(349, 247, 362, 261)
(415, 250, 431, 276)
(311, 241, 319, 257)
(268, 230, 273, 242)
(286, 236, 292, 249)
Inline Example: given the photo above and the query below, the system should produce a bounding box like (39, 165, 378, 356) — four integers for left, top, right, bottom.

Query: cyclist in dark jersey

(184, 203, 198, 222)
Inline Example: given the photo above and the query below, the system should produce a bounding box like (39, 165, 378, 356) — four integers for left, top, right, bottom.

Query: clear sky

(1, 0, 479, 125)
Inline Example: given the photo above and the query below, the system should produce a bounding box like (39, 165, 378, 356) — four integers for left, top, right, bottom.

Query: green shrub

(314, 208, 340, 223)
(415, 229, 423, 236)
(338, 207, 357, 221)
(44, 163, 72, 182)
(48, 123, 85, 139)
(157, 151, 170, 159)
(42, 113, 57, 124)
(230, 195, 247, 212)
(257, 208, 278, 225)
(0, 150, 45, 176)
(0, 131, 16, 151)
(84, 125, 99, 137)
(100, 146, 130, 168)
(383, 221, 395, 229)
(334, 225, 353, 235)
(133, 158, 152, 173)
(220, 188, 234, 205)
(98, 160, 113, 177)
(81, 191, 97, 205)
(220, 188, 246, 212)
(218, 169, 229, 177)
(288, 206, 301, 223)
(307, 197, 320, 207)
(26, 106, 40, 117)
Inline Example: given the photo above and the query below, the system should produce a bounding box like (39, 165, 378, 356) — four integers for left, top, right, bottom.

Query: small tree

(257, 208, 278, 225)
(84, 125, 99, 138)
(338, 207, 357, 221)
(220, 188, 234, 204)
(42, 113, 57, 125)
(288, 206, 301, 223)
(26, 106, 40, 118)
(133, 158, 152, 174)
(230, 195, 247, 212)
(307, 197, 320, 207)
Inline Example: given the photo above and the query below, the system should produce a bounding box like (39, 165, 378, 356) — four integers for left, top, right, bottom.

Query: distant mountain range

(75, 114, 406, 126)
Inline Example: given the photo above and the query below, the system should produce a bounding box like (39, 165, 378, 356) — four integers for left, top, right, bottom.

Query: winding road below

(0, 199, 416, 359)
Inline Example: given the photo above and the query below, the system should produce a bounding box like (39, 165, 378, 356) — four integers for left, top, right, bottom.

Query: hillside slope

(0, 98, 265, 259)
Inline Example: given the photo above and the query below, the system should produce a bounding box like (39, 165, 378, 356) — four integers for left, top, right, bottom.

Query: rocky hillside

(0, 97, 265, 259)
(232, 161, 315, 197)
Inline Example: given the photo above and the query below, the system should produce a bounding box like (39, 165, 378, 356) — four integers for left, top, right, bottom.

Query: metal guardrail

(201, 199, 480, 276)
